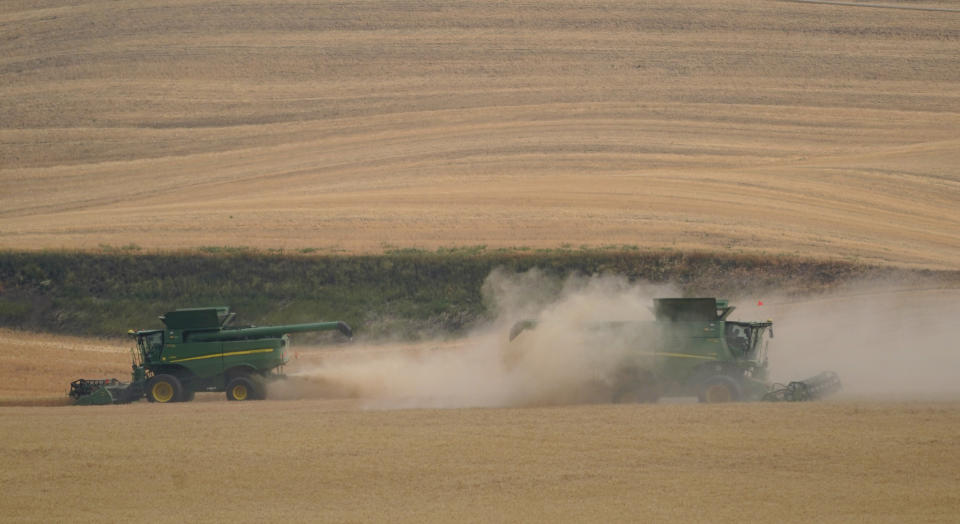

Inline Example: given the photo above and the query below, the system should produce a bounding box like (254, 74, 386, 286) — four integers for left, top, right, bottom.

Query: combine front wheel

(612, 370, 661, 404)
(147, 374, 183, 403)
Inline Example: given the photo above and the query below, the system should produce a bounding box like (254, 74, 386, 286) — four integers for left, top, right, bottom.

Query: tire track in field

(781, 0, 960, 12)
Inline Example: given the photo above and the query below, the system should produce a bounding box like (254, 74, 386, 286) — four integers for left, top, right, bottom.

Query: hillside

(2, 0, 958, 268)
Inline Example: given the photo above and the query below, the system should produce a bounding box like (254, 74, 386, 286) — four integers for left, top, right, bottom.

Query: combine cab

(508, 297, 841, 403)
(70, 306, 352, 404)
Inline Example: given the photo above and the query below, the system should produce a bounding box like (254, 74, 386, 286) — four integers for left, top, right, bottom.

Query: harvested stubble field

(1, 0, 958, 268)
(2, 400, 959, 522)
(2, 0, 960, 521)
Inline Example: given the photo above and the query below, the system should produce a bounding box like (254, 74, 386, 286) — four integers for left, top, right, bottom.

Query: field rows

(1, 1, 958, 268)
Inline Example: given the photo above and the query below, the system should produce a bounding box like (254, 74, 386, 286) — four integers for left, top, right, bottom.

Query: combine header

(70, 306, 352, 404)
(762, 371, 843, 402)
(508, 297, 841, 403)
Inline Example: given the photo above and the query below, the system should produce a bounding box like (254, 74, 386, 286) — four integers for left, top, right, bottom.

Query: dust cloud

(277, 269, 676, 408)
(275, 271, 960, 408)
(736, 283, 960, 400)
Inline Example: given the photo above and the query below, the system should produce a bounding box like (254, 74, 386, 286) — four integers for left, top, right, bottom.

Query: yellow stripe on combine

(653, 352, 718, 361)
(168, 348, 274, 363)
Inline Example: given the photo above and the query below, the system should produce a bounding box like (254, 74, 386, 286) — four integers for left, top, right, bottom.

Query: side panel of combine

(654, 321, 731, 385)
(160, 341, 224, 378)
(221, 337, 286, 379)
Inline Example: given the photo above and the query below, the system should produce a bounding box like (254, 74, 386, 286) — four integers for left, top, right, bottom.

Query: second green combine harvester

(508, 297, 841, 403)
(70, 306, 352, 404)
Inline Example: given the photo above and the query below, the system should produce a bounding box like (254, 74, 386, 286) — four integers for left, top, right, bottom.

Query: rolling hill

(1, 0, 958, 268)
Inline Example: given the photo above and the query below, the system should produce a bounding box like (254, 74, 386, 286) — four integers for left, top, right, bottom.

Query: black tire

(252, 375, 268, 400)
(147, 374, 183, 403)
(118, 385, 142, 404)
(697, 375, 742, 403)
(613, 382, 661, 404)
(180, 388, 196, 402)
(226, 376, 261, 401)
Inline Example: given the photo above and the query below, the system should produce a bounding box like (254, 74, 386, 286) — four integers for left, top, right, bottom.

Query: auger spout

(189, 321, 353, 341)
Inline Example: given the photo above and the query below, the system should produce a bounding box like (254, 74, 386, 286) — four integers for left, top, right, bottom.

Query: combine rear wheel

(611, 366, 661, 404)
(698, 375, 742, 403)
(226, 376, 263, 401)
(147, 374, 183, 403)
(613, 383, 661, 403)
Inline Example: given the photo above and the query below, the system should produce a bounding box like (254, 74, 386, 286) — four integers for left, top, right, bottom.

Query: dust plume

(274, 271, 960, 407)
(735, 283, 960, 400)
(276, 269, 676, 408)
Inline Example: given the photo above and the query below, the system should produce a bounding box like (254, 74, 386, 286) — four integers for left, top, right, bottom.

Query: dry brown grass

(0, 399, 958, 522)
(1, 1, 958, 268)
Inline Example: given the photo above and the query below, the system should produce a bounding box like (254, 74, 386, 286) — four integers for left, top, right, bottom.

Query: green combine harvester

(508, 297, 841, 403)
(69, 307, 352, 405)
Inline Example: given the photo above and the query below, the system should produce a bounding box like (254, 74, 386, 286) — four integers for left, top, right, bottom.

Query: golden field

(1, 0, 958, 268)
(2, 0, 960, 521)
(1, 397, 959, 522)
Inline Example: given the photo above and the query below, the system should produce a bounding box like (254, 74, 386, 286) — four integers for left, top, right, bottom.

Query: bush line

(0, 248, 955, 340)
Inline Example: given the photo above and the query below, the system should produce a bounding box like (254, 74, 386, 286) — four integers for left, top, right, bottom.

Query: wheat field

(1, 399, 958, 523)
(2, 1, 960, 521)
(1, 0, 958, 267)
